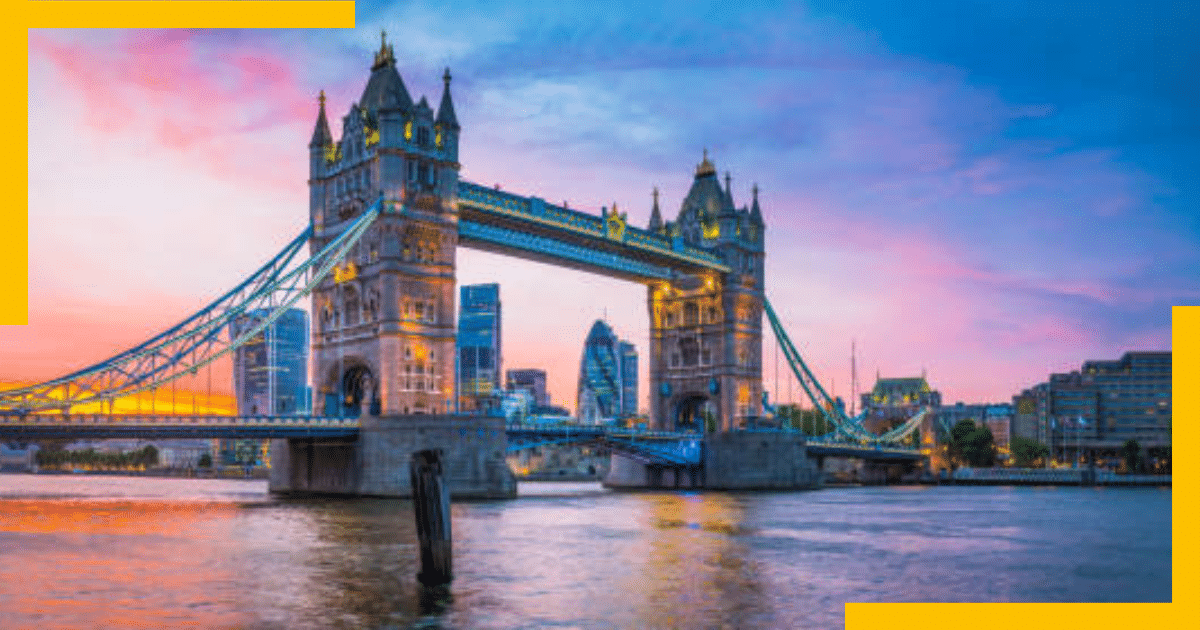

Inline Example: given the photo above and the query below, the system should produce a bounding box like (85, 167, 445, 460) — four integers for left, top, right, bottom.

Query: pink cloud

(30, 31, 323, 192)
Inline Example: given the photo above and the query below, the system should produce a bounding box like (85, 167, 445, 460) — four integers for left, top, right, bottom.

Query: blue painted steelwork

(763, 297, 927, 446)
(456, 180, 730, 278)
(0, 410, 912, 463)
(506, 424, 703, 466)
(0, 199, 383, 415)
(458, 220, 673, 281)
(0, 414, 360, 440)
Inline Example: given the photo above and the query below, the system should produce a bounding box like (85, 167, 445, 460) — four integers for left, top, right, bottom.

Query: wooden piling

(410, 448, 452, 586)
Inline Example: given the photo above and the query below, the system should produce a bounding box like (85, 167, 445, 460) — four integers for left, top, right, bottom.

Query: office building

(226, 308, 309, 466)
(1013, 351, 1171, 462)
(577, 320, 638, 423)
(457, 283, 502, 411)
(507, 368, 548, 406)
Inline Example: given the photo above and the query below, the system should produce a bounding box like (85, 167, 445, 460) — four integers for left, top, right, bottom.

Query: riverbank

(927, 467, 1170, 487)
(9, 467, 270, 480)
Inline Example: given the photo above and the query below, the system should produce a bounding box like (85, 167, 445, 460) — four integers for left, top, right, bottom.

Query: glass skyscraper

(457, 284, 502, 411)
(226, 308, 309, 465)
(231, 308, 310, 415)
(577, 320, 638, 423)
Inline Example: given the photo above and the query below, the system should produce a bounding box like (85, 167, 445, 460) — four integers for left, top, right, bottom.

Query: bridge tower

(308, 33, 462, 417)
(647, 152, 766, 431)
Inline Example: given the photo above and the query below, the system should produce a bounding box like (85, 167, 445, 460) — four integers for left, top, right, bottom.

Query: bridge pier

(603, 431, 819, 491)
(269, 415, 515, 498)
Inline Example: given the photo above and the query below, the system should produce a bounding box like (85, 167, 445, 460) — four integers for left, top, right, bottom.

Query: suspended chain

(763, 297, 869, 440)
(1, 199, 384, 414)
(763, 297, 925, 445)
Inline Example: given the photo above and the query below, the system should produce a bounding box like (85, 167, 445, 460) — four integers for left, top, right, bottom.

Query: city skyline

(9, 2, 1194, 415)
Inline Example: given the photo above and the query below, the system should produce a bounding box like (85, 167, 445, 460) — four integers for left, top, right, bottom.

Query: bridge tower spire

(309, 90, 333, 178)
(648, 186, 663, 232)
(307, 39, 462, 418)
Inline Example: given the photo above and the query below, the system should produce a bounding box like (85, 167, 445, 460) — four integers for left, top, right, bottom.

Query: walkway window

(680, 337, 699, 366)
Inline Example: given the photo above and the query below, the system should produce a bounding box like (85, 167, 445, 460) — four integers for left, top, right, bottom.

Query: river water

(0, 475, 1170, 629)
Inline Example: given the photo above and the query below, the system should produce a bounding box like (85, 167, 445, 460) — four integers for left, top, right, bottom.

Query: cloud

(18, 5, 1198, 409)
(29, 30, 333, 192)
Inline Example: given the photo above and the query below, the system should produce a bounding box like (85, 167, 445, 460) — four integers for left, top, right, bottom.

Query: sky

(8, 0, 1198, 413)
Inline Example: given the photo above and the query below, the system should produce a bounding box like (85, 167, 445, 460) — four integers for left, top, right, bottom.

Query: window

(684, 302, 699, 326)
(680, 337, 699, 366)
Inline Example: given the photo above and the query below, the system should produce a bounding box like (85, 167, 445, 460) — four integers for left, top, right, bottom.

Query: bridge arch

(671, 393, 715, 433)
(321, 358, 380, 418)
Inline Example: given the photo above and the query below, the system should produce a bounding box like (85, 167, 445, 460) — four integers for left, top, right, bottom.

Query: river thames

(0, 475, 1170, 629)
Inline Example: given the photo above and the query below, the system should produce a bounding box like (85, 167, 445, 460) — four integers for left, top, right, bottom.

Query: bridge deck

(0, 415, 921, 463)
(0, 415, 361, 440)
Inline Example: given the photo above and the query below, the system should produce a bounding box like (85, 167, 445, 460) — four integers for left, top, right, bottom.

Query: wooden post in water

(410, 448, 452, 586)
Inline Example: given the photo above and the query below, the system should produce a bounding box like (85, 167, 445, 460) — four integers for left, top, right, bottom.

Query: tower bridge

(2, 33, 926, 495)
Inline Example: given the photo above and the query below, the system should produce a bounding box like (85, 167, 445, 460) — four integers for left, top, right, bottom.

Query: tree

(136, 445, 159, 468)
(947, 419, 996, 468)
(1122, 439, 1142, 473)
(1010, 436, 1049, 467)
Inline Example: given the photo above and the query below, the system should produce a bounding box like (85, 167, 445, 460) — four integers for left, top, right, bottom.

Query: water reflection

(0, 476, 1173, 629)
(629, 493, 771, 629)
(0, 498, 248, 629)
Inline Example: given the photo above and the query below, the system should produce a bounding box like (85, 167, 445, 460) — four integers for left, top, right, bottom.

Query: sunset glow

(11, 2, 1195, 413)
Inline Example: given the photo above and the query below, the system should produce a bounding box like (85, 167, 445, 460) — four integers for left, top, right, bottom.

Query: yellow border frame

(7, 2, 1190, 628)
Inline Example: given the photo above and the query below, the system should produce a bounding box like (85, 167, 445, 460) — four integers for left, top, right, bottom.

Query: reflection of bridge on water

(2, 35, 927, 495)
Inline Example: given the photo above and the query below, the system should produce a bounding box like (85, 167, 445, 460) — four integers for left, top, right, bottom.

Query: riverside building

(1013, 351, 1171, 465)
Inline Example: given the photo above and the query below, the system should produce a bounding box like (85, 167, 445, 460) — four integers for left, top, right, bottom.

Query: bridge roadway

(0, 414, 920, 466)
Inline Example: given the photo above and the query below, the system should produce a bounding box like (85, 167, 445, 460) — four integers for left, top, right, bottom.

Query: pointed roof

(679, 149, 727, 221)
(309, 90, 333, 148)
(721, 171, 737, 215)
(695, 148, 716, 177)
(436, 67, 459, 129)
(359, 30, 413, 113)
(648, 187, 663, 231)
(750, 183, 763, 225)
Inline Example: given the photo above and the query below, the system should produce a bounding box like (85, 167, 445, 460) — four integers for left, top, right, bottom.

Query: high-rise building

(231, 308, 310, 415)
(506, 368, 548, 406)
(619, 341, 638, 417)
(1013, 351, 1171, 463)
(227, 308, 309, 465)
(457, 283, 501, 411)
(577, 320, 638, 423)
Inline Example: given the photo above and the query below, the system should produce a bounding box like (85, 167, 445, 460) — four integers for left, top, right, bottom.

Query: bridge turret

(649, 151, 766, 433)
(307, 31, 463, 419)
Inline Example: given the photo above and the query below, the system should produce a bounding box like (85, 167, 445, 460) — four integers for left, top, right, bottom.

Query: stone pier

(269, 414, 516, 499)
(603, 431, 821, 491)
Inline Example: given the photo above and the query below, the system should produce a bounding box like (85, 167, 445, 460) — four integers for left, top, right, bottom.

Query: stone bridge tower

(307, 33, 461, 417)
(647, 152, 766, 431)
